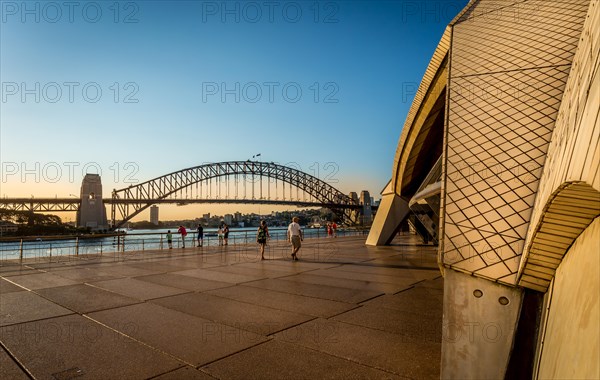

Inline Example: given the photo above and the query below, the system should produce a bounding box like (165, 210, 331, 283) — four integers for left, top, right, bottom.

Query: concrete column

(441, 270, 523, 379)
(365, 190, 409, 246)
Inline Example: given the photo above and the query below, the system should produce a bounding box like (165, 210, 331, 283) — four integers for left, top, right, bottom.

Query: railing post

(100, 241, 103, 255)
(160, 235, 163, 249)
(19, 239, 23, 261)
(75, 237, 79, 256)
(142, 239, 145, 251)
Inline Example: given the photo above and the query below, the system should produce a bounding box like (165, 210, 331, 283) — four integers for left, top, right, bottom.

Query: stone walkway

(0, 235, 443, 379)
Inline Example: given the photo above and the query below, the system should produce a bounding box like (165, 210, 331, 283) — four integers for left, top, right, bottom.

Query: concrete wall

(536, 217, 600, 379)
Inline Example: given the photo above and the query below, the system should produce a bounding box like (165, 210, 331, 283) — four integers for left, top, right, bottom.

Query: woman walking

(256, 220, 270, 260)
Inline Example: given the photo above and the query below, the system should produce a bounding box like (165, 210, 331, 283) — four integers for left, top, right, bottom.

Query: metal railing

(0, 227, 370, 263)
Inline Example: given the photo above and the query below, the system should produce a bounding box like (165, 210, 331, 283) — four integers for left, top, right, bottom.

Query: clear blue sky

(1, 0, 468, 219)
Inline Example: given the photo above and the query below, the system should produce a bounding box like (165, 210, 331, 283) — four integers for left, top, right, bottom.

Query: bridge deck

(0, 235, 442, 379)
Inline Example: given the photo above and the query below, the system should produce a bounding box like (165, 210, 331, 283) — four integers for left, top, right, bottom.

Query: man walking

(287, 216, 303, 261)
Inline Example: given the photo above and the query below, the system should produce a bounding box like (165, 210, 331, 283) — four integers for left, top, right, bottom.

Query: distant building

(224, 214, 233, 225)
(150, 206, 159, 225)
(0, 221, 18, 234)
(359, 190, 373, 226)
(348, 192, 359, 204)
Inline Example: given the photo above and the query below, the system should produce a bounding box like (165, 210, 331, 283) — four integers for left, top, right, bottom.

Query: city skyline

(1, 1, 469, 220)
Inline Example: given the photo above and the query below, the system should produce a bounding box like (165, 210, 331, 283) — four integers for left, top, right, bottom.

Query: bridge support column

(76, 174, 108, 231)
(366, 182, 409, 246)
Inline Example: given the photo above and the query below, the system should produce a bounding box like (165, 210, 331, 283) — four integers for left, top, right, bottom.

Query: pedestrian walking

(256, 220, 270, 260)
(178, 225, 187, 248)
(332, 222, 338, 238)
(287, 216, 303, 261)
(196, 224, 204, 247)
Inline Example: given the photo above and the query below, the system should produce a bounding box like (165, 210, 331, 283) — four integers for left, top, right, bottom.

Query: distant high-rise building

(234, 212, 242, 221)
(360, 190, 372, 225)
(150, 206, 159, 225)
(224, 214, 233, 225)
(360, 191, 371, 206)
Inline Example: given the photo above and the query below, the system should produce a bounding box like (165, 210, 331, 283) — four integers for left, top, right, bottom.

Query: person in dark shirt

(196, 224, 204, 247)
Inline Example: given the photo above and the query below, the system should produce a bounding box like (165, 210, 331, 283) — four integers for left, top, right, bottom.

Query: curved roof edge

(389, 1, 475, 196)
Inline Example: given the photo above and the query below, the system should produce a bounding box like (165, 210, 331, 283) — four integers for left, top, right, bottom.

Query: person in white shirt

(287, 216, 303, 261)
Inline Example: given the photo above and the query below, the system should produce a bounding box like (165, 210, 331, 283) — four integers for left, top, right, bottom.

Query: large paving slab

(313, 267, 425, 286)
(125, 261, 198, 273)
(264, 259, 342, 270)
(173, 268, 266, 284)
(82, 262, 161, 277)
(0, 345, 29, 380)
(362, 286, 444, 318)
(331, 263, 440, 280)
(0, 265, 41, 277)
(244, 278, 383, 304)
(0, 277, 26, 294)
(35, 284, 142, 313)
(153, 366, 216, 380)
(333, 303, 443, 343)
(279, 272, 413, 294)
(235, 261, 322, 275)
(4, 272, 79, 290)
(274, 318, 441, 379)
(203, 264, 297, 279)
(134, 273, 234, 292)
(0, 314, 182, 379)
(0, 291, 73, 326)
(43, 267, 121, 282)
(206, 285, 357, 318)
(89, 303, 267, 366)
(151, 292, 314, 336)
(201, 340, 403, 380)
(89, 277, 191, 300)
(414, 276, 444, 291)
(168, 257, 225, 269)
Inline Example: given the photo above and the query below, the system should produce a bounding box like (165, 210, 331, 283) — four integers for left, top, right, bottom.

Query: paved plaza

(0, 235, 443, 379)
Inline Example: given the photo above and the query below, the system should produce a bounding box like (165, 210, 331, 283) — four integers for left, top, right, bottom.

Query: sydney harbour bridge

(0, 161, 373, 229)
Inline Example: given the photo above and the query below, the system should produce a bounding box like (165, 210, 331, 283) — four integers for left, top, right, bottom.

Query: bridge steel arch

(111, 161, 359, 228)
